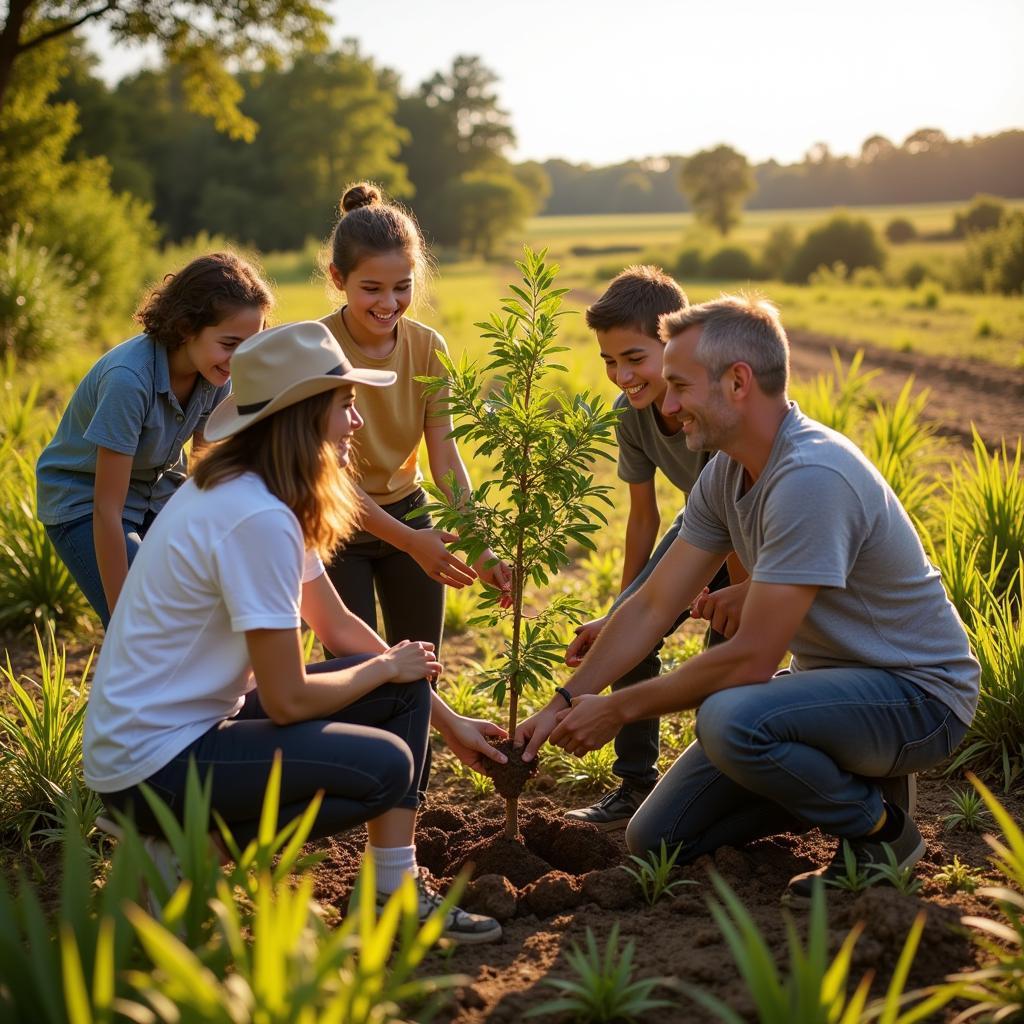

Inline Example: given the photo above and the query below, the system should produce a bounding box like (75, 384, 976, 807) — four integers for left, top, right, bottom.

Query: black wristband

(554, 685, 574, 709)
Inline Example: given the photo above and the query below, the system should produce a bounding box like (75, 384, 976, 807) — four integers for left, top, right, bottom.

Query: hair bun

(341, 183, 382, 214)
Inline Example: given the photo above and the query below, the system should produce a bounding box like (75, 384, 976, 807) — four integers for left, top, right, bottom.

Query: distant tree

(885, 217, 917, 244)
(785, 214, 885, 284)
(902, 127, 948, 154)
(953, 194, 1007, 238)
(705, 246, 759, 280)
(678, 144, 755, 236)
(860, 134, 895, 163)
(512, 160, 552, 215)
(397, 55, 515, 213)
(0, 0, 330, 138)
(956, 212, 1024, 295)
(434, 172, 532, 257)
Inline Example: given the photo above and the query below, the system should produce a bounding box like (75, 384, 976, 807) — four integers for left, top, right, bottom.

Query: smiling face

(181, 305, 265, 387)
(330, 250, 414, 348)
(661, 326, 740, 451)
(597, 326, 668, 410)
(325, 383, 363, 465)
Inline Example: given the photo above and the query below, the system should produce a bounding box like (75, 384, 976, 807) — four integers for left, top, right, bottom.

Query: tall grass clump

(0, 223, 83, 361)
(861, 379, 937, 531)
(790, 350, 878, 436)
(943, 774, 1024, 1022)
(0, 625, 93, 844)
(948, 563, 1024, 792)
(681, 874, 953, 1023)
(0, 446, 91, 630)
(948, 432, 1024, 602)
(0, 755, 466, 1022)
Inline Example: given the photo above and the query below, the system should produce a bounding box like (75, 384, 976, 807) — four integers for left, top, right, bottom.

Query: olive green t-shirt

(321, 310, 449, 505)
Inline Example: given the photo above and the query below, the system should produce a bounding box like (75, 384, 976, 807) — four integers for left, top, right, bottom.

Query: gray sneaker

(378, 868, 502, 945)
(565, 784, 650, 832)
(784, 804, 926, 906)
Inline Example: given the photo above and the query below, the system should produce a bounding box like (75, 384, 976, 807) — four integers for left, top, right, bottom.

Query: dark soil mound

(479, 740, 538, 799)
(418, 801, 619, 886)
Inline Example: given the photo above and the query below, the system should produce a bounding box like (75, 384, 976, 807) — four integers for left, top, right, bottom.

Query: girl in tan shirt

(320, 182, 512, 663)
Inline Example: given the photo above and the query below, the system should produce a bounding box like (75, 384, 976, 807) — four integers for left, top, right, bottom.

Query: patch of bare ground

(306, 772, 1022, 1023)
(787, 328, 1024, 450)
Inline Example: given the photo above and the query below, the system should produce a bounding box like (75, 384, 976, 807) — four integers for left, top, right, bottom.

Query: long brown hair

(192, 390, 360, 557)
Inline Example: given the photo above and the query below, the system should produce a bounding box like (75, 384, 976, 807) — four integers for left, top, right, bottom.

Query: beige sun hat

(204, 320, 395, 442)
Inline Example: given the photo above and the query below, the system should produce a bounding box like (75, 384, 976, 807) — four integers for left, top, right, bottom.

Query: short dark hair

(136, 252, 273, 350)
(585, 265, 688, 339)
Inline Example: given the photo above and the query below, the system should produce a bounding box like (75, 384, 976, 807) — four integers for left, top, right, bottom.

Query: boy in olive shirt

(564, 266, 736, 829)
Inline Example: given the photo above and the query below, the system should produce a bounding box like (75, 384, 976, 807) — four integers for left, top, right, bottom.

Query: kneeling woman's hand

(442, 715, 508, 773)
(379, 639, 442, 682)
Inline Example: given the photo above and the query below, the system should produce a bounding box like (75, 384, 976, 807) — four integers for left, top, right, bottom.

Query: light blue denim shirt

(36, 335, 230, 526)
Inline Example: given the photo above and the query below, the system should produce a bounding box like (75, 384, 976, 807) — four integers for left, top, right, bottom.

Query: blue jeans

(610, 512, 729, 790)
(625, 667, 967, 858)
(101, 657, 432, 847)
(45, 512, 154, 627)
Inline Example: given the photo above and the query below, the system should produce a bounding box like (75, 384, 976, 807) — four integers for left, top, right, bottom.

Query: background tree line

(542, 130, 1024, 216)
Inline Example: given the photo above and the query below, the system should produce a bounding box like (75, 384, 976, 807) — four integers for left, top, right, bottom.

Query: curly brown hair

(136, 252, 274, 350)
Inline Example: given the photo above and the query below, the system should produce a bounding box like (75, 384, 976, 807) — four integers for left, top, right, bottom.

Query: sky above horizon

(87, 0, 1024, 167)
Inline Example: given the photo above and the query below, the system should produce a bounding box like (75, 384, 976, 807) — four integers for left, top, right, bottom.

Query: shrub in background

(885, 217, 917, 244)
(952, 194, 1007, 238)
(0, 224, 83, 362)
(673, 245, 704, 280)
(955, 211, 1024, 295)
(785, 213, 886, 284)
(705, 245, 760, 280)
(760, 223, 799, 280)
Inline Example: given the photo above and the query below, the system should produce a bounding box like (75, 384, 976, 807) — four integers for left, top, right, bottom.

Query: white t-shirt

(83, 473, 325, 792)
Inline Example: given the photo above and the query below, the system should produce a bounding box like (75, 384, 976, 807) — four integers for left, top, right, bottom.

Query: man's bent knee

(696, 686, 769, 771)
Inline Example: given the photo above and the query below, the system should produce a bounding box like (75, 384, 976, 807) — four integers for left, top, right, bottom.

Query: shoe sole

(442, 922, 503, 944)
(781, 833, 927, 909)
(564, 814, 631, 832)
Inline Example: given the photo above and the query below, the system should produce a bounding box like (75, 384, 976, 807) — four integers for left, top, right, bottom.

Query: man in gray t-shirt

(517, 295, 978, 902)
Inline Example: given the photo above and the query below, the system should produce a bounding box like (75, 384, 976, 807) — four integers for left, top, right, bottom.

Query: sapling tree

(418, 248, 618, 839)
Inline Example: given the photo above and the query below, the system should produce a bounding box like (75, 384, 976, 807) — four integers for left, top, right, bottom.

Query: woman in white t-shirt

(83, 320, 506, 944)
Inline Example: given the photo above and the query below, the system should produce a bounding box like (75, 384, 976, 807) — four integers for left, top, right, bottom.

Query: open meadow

(2, 206, 1024, 1022)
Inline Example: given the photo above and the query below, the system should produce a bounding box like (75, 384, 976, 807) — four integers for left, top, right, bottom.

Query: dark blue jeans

(610, 513, 729, 790)
(45, 511, 154, 627)
(101, 657, 432, 847)
(625, 668, 967, 859)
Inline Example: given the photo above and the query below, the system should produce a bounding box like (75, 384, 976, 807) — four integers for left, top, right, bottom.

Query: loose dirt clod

(480, 740, 538, 799)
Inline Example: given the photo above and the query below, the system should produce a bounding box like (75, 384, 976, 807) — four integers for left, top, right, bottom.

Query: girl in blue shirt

(36, 252, 273, 626)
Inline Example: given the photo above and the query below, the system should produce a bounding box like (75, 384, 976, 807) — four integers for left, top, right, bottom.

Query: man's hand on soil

(515, 706, 561, 762)
(444, 714, 508, 772)
(549, 694, 623, 757)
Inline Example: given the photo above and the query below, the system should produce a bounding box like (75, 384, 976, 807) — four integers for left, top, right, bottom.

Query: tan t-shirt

(320, 309, 450, 505)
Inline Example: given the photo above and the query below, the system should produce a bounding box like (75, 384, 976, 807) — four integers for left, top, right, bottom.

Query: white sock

(369, 844, 417, 894)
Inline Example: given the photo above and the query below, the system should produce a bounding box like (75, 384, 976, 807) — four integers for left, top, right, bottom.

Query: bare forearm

(620, 513, 658, 591)
(93, 511, 129, 612)
(318, 610, 387, 659)
(564, 590, 674, 699)
(357, 490, 414, 550)
(277, 656, 395, 722)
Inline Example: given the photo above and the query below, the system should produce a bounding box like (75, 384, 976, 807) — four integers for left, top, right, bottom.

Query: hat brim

(204, 367, 396, 443)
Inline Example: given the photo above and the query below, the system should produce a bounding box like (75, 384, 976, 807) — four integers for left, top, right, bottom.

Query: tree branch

(17, 0, 119, 54)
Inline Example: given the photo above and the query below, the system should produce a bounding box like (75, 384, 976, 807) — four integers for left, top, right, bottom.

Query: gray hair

(658, 294, 790, 396)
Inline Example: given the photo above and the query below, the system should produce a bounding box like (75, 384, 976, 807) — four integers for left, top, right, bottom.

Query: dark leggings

(326, 489, 445, 654)
(102, 657, 432, 847)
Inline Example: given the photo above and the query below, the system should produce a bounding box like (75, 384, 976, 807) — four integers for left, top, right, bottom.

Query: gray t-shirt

(615, 393, 708, 495)
(679, 403, 979, 726)
(36, 335, 230, 526)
